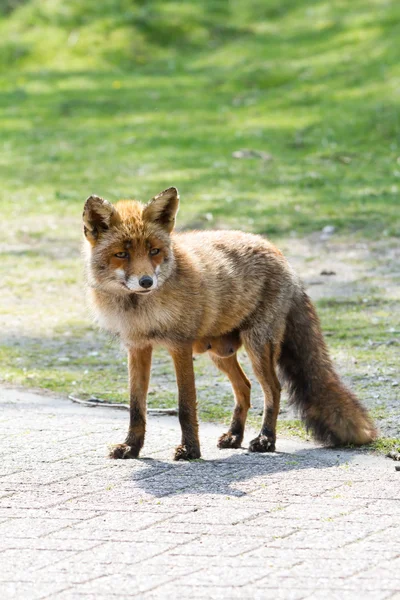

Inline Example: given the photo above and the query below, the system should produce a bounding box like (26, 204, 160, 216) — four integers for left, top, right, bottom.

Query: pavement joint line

(252, 561, 305, 586)
(340, 525, 397, 549)
(24, 466, 117, 489)
(31, 488, 122, 511)
(232, 509, 284, 526)
(34, 541, 108, 573)
(37, 573, 109, 600)
(0, 470, 28, 479)
(38, 587, 75, 600)
(38, 512, 109, 538)
(131, 567, 206, 597)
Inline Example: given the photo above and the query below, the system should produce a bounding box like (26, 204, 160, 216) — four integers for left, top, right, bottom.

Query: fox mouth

(121, 283, 154, 295)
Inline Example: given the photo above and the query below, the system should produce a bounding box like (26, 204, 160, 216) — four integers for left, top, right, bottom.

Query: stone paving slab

(0, 386, 399, 600)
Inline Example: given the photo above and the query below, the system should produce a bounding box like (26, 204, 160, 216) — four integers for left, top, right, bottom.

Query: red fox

(82, 187, 377, 460)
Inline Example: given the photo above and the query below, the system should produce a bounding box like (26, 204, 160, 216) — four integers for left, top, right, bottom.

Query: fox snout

(139, 275, 154, 289)
(127, 273, 158, 293)
(116, 269, 159, 293)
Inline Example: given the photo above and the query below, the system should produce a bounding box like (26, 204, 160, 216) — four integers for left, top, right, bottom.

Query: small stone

(387, 451, 400, 461)
(232, 149, 273, 161)
(320, 269, 336, 276)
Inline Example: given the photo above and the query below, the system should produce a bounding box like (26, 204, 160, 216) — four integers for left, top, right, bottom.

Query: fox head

(82, 187, 179, 296)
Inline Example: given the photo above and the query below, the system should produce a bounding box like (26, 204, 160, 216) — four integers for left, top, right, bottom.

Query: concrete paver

(0, 386, 399, 599)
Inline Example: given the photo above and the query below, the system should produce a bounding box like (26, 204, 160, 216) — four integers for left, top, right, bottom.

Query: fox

(82, 186, 377, 460)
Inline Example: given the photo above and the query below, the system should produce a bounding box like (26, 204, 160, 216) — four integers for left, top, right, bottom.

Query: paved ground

(0, 387, 399, 600)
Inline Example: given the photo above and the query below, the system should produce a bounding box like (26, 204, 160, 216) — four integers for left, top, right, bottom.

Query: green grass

(1, 0, 400, 235)
(0, 0, 399, 449)
(369, 437, 400, 455)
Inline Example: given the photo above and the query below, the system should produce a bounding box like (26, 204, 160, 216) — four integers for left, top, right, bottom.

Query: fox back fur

(83, 187, 376, 460)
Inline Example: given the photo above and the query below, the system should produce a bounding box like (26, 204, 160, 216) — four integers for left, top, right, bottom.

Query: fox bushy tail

(278, 288, 377, 446)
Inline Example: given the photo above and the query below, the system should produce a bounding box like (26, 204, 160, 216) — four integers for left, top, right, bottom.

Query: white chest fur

(90, 289, 175, 346)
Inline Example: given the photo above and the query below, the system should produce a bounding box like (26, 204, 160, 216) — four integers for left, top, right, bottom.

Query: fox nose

(139, 275, 153, 289)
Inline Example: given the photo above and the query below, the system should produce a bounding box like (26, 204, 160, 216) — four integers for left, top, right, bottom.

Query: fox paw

(109, 443, 140, 459)
(217, 432, 243, 449)
(248, 435, 275, 453)
(173, 444, 201, 461)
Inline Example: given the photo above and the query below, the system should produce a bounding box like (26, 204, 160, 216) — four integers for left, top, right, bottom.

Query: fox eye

(150, 248, 160, 256)
(115, 251, 128, 259)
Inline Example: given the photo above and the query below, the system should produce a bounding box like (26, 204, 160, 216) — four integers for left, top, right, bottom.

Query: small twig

(68, 394, 178, 415)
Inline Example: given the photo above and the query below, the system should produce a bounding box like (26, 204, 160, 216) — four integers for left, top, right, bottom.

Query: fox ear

(143, 187, 179, 233)
(82, 195, 120, 245)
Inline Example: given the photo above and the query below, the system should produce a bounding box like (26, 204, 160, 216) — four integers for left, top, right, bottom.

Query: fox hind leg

(242, 337, 281, 453)
(211, 354, 251, 449)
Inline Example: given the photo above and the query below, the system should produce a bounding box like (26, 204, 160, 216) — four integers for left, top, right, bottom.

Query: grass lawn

(0, 0, 399, 450)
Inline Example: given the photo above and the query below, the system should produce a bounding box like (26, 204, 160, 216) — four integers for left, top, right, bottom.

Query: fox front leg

(109, 346, 152, 459)
(169, 344, 201, 460)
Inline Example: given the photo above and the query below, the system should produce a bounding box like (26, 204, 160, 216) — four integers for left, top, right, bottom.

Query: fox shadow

(127, 445, 359, 499)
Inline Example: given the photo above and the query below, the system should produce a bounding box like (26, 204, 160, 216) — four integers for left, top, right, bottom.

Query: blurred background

(0, 0, 399, 445)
